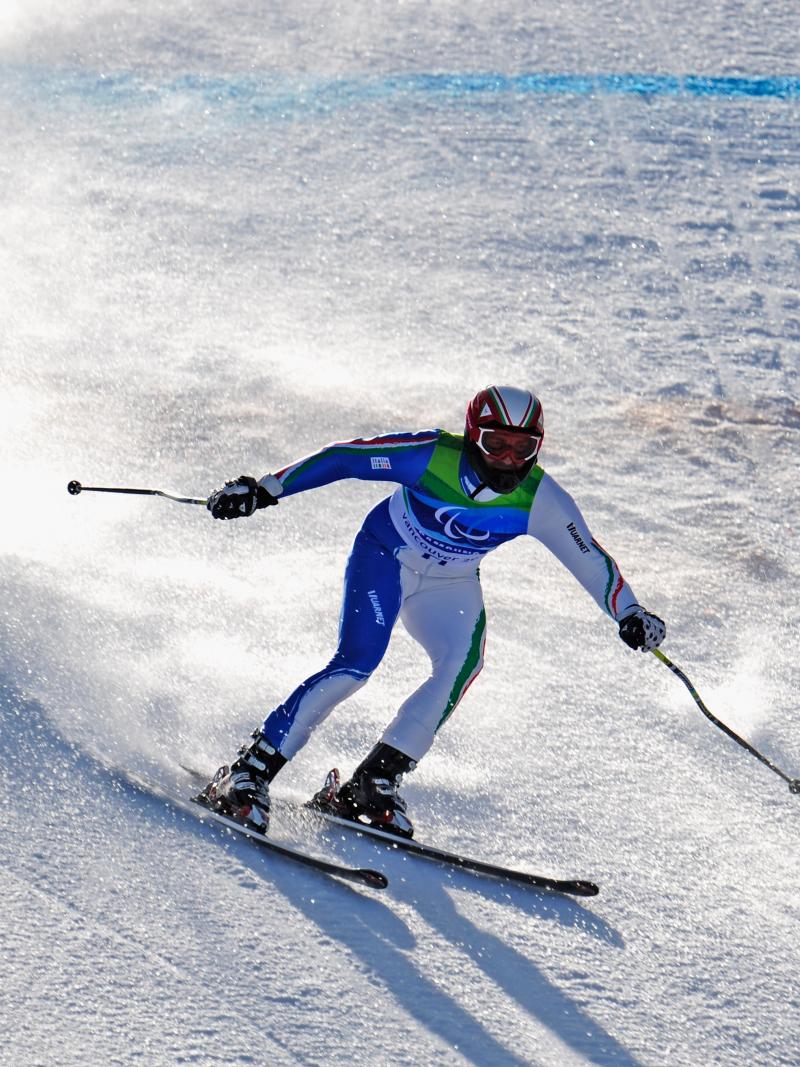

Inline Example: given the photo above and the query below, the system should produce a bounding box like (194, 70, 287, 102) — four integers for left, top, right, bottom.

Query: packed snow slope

(2, 2, 799, 1065)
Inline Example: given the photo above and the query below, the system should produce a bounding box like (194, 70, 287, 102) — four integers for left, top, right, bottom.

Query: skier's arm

(527, 473, 640, 621)
(207, 431, 440, 518)
(264, 430, 440, 499)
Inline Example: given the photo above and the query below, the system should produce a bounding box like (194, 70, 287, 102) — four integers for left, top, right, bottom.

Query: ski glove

(618, 607, 666, 652)
(207, 476, 279, 520)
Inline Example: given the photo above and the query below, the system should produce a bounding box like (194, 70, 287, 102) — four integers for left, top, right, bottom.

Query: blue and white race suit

(255, 429, 640, 762)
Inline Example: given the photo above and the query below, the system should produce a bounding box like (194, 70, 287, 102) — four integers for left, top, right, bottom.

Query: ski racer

(200, 385, 665, 838)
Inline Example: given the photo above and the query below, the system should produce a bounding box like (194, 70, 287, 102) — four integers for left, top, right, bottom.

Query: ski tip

(180, 763, 210, 783)
(358, 869, 390, 890)
(569, 880, 600, 897)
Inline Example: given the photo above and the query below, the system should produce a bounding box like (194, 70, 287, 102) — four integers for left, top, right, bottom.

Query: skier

(200, 386, 665, 837)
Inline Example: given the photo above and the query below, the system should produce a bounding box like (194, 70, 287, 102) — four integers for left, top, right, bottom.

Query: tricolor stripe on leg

(436, 609, 487, 731)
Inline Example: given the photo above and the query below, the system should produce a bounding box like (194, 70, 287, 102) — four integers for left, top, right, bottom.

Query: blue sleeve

(269, 430, 440, 498)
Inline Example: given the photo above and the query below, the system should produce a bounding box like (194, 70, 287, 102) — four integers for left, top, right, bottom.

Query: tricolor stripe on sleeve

(590, 537, 626, 618)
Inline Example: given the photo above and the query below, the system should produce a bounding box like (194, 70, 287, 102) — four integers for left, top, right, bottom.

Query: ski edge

(187, 798, 389, 889)
(296, 802, 599, 898)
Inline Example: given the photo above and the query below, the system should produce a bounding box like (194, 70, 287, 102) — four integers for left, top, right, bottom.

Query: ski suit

(259, 430, 640, 763)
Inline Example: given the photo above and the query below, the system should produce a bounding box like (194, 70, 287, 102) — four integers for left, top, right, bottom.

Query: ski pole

(652, 648, 800, 794)
(67, 479, 207, 506)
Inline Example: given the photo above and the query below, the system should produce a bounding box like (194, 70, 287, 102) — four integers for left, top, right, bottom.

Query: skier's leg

(203, 526, 402, 831)
(261, 526, 402, 759)
(327, 571, 485, 837)
(381, 572, 486, 762)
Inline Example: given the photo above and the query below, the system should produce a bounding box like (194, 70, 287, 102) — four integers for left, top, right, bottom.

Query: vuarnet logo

(566, 522, 591, 554)
(367, 589, 385, 626)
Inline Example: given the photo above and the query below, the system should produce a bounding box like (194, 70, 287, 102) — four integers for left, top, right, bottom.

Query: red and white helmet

(464, 386, 544, 493)
(465, 385, 544, 457)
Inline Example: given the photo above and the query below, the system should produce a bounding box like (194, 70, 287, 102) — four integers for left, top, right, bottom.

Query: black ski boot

(197, 730, 287, 834)
(313, 743, 416, 838)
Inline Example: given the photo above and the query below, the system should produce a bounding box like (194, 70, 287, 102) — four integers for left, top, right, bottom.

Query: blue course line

(363, 73, 800, 99)
(116, 71, 800, 103)
(5, 68, 800, 114)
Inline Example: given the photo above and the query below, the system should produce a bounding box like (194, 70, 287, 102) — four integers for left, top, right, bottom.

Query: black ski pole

(67, 480, 207, 506)
(652, 648, 800, 794)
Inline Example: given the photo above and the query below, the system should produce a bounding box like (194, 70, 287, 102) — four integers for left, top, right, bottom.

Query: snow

(1, 2, 799, 1065)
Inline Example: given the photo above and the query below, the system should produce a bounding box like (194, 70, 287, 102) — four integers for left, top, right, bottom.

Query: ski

(119, 768, 388, 890)
(188, 796, 388, 890)
(179, 765, 596, 897)
(297, 802, 599, 897)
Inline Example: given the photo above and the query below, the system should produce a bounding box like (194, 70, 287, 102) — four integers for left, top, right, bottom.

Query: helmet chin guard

(464, 385, 544, 494)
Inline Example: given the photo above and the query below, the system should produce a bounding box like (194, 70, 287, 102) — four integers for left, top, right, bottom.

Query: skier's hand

(618, 607, 665, 652)
(207, 475, 279, 520)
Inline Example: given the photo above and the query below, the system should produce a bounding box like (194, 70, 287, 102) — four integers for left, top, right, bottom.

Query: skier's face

(475, 427, 541, 468)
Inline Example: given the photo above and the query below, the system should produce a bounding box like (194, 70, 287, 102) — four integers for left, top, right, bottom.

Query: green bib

(417, 431, 543, 511)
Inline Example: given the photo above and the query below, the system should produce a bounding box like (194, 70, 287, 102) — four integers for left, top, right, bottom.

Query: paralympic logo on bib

(434, 506, 491, 543)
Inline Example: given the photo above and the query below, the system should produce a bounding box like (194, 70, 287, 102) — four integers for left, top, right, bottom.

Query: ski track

(2, 2, 800, 1065)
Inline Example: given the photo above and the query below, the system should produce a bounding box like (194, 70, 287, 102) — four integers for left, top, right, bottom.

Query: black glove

(618, 607, 666, 652)
(206, 476, 279, 520)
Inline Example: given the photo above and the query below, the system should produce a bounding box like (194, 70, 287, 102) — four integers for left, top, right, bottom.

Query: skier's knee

(436, 648, 485, 684)
(328, 647, 381, 678)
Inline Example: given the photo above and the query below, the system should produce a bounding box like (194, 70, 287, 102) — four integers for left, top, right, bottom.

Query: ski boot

(196, 730, 286, 835)
(312, 743, 416, 839)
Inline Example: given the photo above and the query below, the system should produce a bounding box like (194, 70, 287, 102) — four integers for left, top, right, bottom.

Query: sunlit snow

(2, 2, 799, 1066)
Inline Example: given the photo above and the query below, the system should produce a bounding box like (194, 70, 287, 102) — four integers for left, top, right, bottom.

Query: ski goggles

(475, 427, 542, 462)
